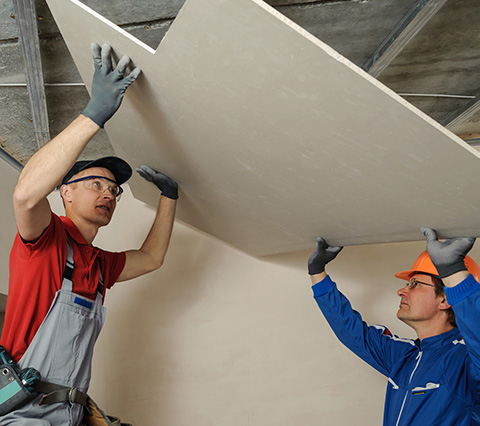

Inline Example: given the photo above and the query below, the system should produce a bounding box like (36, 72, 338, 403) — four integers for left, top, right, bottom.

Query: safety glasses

(65, 175, 123, 201)
(406, 277, 436, 290)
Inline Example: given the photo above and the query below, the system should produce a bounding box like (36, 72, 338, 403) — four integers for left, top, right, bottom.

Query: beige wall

(0, 161, 20, 296)
(45, 186, 480, 426)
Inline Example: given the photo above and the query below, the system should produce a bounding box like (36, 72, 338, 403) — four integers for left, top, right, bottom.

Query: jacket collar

(416, 327, 462, 350)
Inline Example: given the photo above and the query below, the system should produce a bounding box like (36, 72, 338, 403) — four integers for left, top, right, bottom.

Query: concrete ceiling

(1, 0, 480, 166)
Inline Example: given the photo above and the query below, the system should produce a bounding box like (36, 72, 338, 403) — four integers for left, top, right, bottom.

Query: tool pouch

(83, 396, 132, 426)
(0, 364, 36, 415)
(0, 345, 41, 415)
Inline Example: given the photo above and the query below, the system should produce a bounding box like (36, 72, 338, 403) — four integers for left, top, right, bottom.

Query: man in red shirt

(0, 43, 177, 425)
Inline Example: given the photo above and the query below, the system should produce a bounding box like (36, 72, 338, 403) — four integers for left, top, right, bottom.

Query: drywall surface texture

(45, 0, 480, 256)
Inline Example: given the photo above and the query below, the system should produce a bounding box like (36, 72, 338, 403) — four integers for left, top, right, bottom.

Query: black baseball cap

(61, 156, 132, 186)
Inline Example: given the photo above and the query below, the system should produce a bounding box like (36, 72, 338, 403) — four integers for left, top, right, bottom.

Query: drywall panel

(45, 0, 480, 255)
(0, 161, 19, 295)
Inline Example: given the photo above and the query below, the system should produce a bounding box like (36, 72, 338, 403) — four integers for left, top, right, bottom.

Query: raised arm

(117, 166, 178, 281)
(13, 116, 99, 241)
(13, 43, 140, 241)
(421, 227, 480, 366)
(307, 238, 413, 376)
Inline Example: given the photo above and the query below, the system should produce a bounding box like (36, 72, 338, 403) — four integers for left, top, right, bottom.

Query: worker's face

(62, 167, 118, 227)
(396, 273, 446, 326)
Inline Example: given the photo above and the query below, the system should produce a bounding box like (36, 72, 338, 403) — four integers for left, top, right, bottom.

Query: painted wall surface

(48, 186, 480, 426)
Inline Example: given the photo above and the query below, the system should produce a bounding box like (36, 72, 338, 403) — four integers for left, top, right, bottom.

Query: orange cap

(394, 250, 480, 282)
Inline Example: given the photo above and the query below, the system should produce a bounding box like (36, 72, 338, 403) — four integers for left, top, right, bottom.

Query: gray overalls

(0, 238, 105, 425)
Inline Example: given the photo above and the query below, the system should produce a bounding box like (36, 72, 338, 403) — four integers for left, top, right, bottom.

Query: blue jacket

(312, 274, 480, 426)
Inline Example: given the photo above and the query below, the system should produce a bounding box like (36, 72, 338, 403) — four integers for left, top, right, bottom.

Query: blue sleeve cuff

(312, 275, 335, 298)
(445, 274, 480, 306)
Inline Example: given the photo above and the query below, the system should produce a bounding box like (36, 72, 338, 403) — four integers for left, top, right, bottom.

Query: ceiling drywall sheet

(45, 0, 480, 256)
(0, 161, 19, 295)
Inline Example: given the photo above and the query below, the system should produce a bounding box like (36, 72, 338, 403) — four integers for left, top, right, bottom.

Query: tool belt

(35, 381, 131, 425)
(35, 380, 89, 408)
(35, 382, 132, 426)
(0, 344, 89, 417)
(35, 381, 132, 425)
(0, 346, 130, 425)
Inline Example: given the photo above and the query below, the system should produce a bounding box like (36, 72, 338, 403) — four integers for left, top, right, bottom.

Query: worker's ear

(437, 294, 451, 311)
(60, 184, 73, 204)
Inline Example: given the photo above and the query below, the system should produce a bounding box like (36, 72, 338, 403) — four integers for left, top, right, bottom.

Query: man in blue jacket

(308, 227, 480, 425)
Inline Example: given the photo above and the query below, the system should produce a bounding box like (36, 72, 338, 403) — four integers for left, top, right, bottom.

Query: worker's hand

(421, 226, 475, 278)
(136, 165, 178, 200)
(82, 42, 141, 128)
(308, 237, 343, 275)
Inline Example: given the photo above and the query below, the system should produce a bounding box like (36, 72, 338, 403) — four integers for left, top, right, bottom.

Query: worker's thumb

(421, 226, 437, 244)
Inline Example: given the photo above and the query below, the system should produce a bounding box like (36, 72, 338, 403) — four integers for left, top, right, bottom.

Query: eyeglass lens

(408, 279, 418, 290)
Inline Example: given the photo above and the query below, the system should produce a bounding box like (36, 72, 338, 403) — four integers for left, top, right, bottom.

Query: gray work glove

(421, 226, 475, 278)
(136, 165, 179, 200)
(82, 42, 141, 128)
(308, 237, 343, 275)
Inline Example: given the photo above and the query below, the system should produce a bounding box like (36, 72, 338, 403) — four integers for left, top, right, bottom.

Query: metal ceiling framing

(362, 0, 479, 139)
(4, 0, 478, 173)
(445, 96, 480, 134)
(362, 0, 449, 78)
(0, 148, 23, 172)
(12, 0, 50, 148)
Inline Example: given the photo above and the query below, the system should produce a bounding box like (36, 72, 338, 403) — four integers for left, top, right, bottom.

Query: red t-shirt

(0, 213, 126, 362)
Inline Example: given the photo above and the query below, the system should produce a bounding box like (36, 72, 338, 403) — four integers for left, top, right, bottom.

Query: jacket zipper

(395, 351, 423, 426)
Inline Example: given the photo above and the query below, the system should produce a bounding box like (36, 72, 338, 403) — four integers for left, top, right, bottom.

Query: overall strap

(97, 270, 104, 296)
(63, 236, 104, 296)
(61, 238, 74, 292)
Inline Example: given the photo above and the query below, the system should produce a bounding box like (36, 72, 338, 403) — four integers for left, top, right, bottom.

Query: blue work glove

(136, 165, 179, 200)
(421, 226, 475, 278)
(308, 237, 343, 275)
(82, 42, 141, 128)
